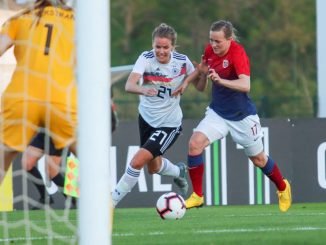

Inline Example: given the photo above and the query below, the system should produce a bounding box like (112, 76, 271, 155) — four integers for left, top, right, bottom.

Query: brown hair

(210, 20, 239, 42)
(152, 23, 177, 46)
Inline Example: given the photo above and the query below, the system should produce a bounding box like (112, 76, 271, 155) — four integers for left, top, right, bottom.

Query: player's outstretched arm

(193, 71, 208, 92)
(190, 56, 209, 92)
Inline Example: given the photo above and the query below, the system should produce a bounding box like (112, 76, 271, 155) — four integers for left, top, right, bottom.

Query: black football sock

(28, 167, 46, 200)
(51, 173, 65, 188)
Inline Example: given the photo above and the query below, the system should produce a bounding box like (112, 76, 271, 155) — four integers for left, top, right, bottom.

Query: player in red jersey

(177, 20, 292, 212)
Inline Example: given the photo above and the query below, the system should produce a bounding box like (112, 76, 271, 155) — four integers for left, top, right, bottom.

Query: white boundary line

(0, 235, 76, 243)
(113, 226, 326, 237)
(2, 226, 326, 242)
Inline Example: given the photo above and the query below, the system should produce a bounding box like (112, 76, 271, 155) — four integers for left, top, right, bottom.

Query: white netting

(0, 1, 78, 244)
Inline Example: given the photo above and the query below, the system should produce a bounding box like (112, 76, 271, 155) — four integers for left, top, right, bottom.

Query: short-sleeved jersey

(0, 6, 76, 106)
(0, 6, 77, 151)
(203, 41, 257, 121)
(132, 50, 195, 128)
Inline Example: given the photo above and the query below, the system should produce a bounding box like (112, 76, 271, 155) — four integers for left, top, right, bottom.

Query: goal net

(0, 0, 112, 244)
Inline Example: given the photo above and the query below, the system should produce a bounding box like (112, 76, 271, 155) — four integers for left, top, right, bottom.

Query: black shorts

(138, 115, 182, 158)
(29, 132, 63, 156)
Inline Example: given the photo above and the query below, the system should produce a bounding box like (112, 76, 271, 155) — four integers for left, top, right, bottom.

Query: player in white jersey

(111, 23, 196, 207)
(135, 50, 192, 127)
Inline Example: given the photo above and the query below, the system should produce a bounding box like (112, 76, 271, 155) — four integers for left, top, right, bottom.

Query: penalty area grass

(113, 202, 326, 245)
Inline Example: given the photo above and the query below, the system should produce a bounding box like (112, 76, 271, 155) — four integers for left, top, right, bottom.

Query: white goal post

(76, 1, 112, 245)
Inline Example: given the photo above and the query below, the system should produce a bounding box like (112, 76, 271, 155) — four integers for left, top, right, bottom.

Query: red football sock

(189, 164, 204, 196)
(267, 164, 286, 191)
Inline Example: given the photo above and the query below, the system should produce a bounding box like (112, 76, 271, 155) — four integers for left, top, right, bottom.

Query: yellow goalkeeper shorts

(0, 98, 77, 152)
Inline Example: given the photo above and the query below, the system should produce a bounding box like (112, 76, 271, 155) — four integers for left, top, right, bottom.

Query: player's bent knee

(188, 139, 204, 155)
(244, 140, 264, 158)
(21, 157, 38, 171)
(249, 154, 266, 168)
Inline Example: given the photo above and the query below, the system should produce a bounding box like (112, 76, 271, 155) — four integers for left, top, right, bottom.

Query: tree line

(111, 0, 316, 120)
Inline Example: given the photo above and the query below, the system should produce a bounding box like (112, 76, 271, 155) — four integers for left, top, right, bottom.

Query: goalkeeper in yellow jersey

(0, 0, 77, 184)
(22, 99, 118, 209)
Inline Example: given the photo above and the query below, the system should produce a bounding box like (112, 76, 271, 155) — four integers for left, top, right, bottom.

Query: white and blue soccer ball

(156, 192, 186, 220)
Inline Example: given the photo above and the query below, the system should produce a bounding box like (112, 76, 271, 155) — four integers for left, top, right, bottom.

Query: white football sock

(111, 165, 140, 207)
(157, 158, 180, 177)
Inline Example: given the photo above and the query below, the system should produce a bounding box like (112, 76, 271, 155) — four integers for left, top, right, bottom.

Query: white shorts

(194, 107, 264, 156)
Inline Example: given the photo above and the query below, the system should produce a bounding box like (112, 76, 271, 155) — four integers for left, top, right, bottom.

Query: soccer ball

(156, 192, 186, 220)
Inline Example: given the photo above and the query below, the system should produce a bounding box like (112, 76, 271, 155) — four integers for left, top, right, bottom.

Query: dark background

(12, 118, 326, 209)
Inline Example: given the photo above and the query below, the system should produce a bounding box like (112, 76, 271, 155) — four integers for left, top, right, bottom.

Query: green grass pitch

(1, 203, 326, 244)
